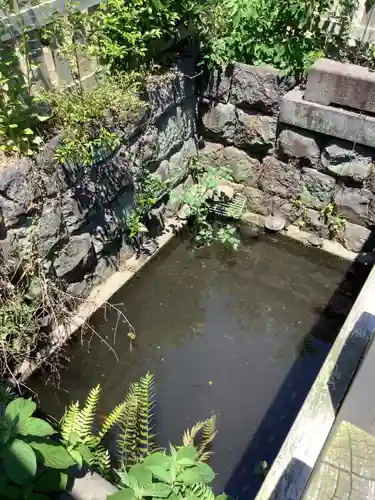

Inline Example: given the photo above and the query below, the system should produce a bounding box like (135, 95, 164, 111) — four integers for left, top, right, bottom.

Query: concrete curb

(255, 262, 375, 500)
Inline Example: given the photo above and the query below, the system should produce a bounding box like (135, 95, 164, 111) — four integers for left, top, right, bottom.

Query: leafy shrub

(109, 445, 228, 500)
(40, 72, 145, 166)
(91, 0, 182, 70)
(0, 397, 75, 498)
(178, 161, 240, 249)
(202, 0, 359, 75)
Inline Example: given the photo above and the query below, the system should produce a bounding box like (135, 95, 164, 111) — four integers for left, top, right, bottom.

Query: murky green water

(30, 233, 363, 498)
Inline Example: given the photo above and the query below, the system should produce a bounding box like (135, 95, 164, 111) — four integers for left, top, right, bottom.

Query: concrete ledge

(280, 88, 375, 149)
(61, 470, 117, 500)
(255, 264, 375, 500)
(305, 58, 375, 113)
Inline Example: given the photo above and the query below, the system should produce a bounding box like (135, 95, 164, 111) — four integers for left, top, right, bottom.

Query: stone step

(280, 87, 375, 149)
(305, 58, 375, 114)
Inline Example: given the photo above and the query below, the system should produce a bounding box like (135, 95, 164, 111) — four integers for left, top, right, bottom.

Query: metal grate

(210, 193, 246, 220)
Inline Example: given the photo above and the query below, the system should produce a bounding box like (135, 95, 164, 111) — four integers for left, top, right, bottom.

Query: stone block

(277, 127, 321, 167)
(334, 185, 373, 226)
(168, 137, 197, 182)
(234, 109, 277, 153)
(200, 100, 237, 143)
(342, 222, 371, 252)
(202, 146, 260, 186)
(0, 157, 39, 227)
(300, 168, 335, 210)
(259, 156, 301, 199)
(306, 208, 329, 238)
(38, 199, 65, 257)
(280, 88, 375, 149)
(146, 58, 196, 119)
(200, 66, 233, 103)
(230, 63, 280, 114)
(53, 233, 94, 281)
(243, 186, 272, 215)
(154, 97, 197, 162)
(305, 58, 375, 113)
(321, 140, 373, 183)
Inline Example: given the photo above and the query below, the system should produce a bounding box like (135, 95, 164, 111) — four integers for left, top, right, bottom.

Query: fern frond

(60, 401, 80, 442)
(190, 483, 215, 500)
(94, 445, 112, 478)
(98, 401, 127, 441)
(117, 383, 139, 469)
(183, 421, 206, 448)
(77, 384, 101, 440)
(137, 372, 156, 458)
(197, 416, 217, 462)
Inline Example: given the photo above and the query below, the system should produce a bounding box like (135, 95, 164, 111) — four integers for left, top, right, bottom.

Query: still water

(31, 234, 359, 498)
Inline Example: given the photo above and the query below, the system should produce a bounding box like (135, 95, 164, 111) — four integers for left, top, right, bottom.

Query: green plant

(0, 1, 46, 155)
(125, 172, 165, 243)
(202, 0, 359, 76)
(178, 161, 240, 249)
(109, 446, 228, 500)
(40, 72, 145, 166)
(60, 385, 127, 477)
(320, 203, 346, 238)
(292, 197, 310, 230)
(182, 416, 217, 462)
(0, 397, 76, 498)
(91, 0, 181, 71)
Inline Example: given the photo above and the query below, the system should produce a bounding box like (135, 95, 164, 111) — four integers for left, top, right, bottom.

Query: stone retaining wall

(198, 63, 375, 254)
(0, 56, 198, 298)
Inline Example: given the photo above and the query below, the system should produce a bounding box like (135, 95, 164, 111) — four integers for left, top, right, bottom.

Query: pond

(30, 232, 364, 499)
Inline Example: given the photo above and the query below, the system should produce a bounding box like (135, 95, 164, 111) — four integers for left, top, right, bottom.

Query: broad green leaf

(0, 416, 13, 444)
(34, 468, 65, 493)
(180, 467, 202, 486)
(4, 439, 37, 485)
(69, 449, 83, 469)
(5, 398, 36, 423)
(17, 417, 56, 437)
(1, 483, 22, 499)
(185, 495, 200, 500)
(129, 464, 152, 488)
(116, 470, 130, 487)
(148, 465, 172, 484)
(30, 441, 75, 469)
(75, 444, 93, 464)
(23, 128, 33, 135)
(196, 462, 215, 484)
(176, 446, 197, 463)
(215, 495, 228, 500)
(143, 452, 170, 468)
(108, 488, 136, 500)
(67, 431, 79, 446)
(143, 483, 172, 498)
